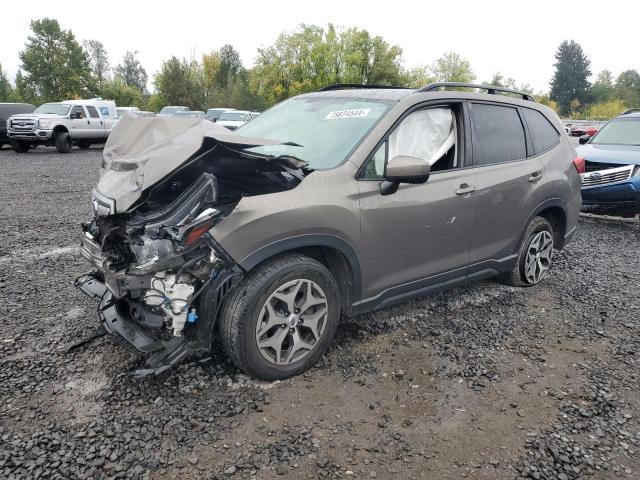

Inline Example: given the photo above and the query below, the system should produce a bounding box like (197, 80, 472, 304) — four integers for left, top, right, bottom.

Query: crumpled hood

(576, 143, 640, 166)
(96, 114, 287, 213)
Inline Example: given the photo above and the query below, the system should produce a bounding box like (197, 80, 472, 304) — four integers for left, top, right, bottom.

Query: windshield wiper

(280, 141, 304, 147)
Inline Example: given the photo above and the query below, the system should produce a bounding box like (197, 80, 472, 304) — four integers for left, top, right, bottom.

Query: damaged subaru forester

(76, 83, 581, 380)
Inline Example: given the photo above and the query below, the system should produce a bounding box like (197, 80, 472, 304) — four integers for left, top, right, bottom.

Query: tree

(400, 66, 435, 89)
(18, 18, 93, 102)
(115, 51, 148, 93)
(153, 56, 204, 110)
(0, 63, 13, 101)
(216, 44, 242, 90)
(99, 78, 144, 108)
(487, 72, 517, 89)
(549, 40, 591, 116)
(430, 51, 474, 83)
(615, 70, 640, 108)
(83, 39, 110, 87)
(251, 24, 404, 105)
(592, 70, 614, 103)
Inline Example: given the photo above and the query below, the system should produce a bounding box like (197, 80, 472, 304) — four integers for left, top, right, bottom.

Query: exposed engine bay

(75, 116, 308, 375)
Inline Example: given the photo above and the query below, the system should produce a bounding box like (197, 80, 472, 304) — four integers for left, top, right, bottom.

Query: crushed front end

(75, 116, 308, 375)
(76, 173, 242, 375)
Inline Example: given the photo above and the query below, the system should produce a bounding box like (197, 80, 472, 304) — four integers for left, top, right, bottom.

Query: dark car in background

(0, 102, 36, 148)
(576, 109, 640, 208)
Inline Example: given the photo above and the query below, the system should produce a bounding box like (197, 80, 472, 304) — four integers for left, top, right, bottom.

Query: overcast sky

(2, 0, 638, 93)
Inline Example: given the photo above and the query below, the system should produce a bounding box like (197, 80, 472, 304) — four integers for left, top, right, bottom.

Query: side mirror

(578, 134, 591, 145)
(380, 155, 431, 196)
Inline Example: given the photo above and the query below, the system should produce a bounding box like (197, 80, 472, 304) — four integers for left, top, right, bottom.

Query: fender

(238, 233, 362, 302)
(522, 197, 569, 246)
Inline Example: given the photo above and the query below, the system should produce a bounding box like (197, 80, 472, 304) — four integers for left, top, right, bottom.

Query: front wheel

(55, 132, 72, 153)
(497, 216, 554, 287)
(218, 253, 340, 380)
(10, 140, 30, 153)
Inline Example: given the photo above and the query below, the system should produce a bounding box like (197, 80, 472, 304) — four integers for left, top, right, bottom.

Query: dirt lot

(0, 145, 638, 480)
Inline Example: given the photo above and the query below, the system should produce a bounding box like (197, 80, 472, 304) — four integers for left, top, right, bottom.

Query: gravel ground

(0, 145, 638, 480)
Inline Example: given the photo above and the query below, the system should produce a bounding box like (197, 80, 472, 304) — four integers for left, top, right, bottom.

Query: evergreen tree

(549, 40, 591, 116)
(115, 51, 148, 93)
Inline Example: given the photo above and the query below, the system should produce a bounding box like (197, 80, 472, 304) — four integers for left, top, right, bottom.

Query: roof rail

(621, 108, 640, 115)
(317, 83, 410, 92)
(418, 82, 536, 102)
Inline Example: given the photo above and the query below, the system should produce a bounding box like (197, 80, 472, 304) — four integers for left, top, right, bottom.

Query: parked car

(158, 106, 190, 116)
(570, 124, 599, 137)
(116, 107, 139, 118)
(576, 109, 640, 207)
(216, 110, 255, 130)
(0, 102, 35, 149)
(7, 99, 118, 153)
(174, 111, 206, 118)
(205, 108, 234, 122)
(76, 82, 581, 379)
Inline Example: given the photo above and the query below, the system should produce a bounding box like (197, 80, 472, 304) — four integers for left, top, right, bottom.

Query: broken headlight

(130, 235, 174, 268)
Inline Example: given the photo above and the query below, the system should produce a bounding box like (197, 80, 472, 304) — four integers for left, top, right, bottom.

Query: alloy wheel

(524, 230, 554, 284)
(255, 279, 328, 365)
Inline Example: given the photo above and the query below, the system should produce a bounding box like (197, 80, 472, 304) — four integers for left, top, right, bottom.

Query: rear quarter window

(470, 103, 526, 165)
(522, 108, 560, 154)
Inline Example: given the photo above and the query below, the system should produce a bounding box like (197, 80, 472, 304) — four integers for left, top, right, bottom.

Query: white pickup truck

(6, 99, 118, 153)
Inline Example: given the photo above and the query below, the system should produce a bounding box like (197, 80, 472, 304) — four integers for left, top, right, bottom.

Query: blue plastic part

(187, 309, 198, 324)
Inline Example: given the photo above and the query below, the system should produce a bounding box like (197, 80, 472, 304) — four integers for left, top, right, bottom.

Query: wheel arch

(52, 124, 69, 135)
(526, 199, 568, 249)
(239, 235, 362, 315)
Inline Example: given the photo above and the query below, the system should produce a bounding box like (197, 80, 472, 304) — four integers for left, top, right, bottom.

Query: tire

(55, 132, 72, 153)
(497, 216, 554, 287)
(10, 140, 30, 153)
(218, 253, 340, 380)
(77, 141, 91, 149)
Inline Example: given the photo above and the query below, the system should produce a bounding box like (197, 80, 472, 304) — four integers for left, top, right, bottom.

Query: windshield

(219, 112, 248, 121)
(591, 119, 640, 146)
(34, 103, 71, 115)
(237, 96, 393, 169)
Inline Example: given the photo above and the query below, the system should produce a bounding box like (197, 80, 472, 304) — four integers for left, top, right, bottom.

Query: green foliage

(614, 70, 640, 107)
(18, 18, 94, 103)
(583, 99, 628, 120)
(115, 51, 148, 93)
(550, 40, 591, 116)
(430, 51, 475, 83)
(153, 56, 204, 110)
(83, 39, 110, 88)
(0, 63, 13, 101)
(99, 78, 145, 109)
(251, 24, 404, 105)
(592, 70, 615, 103)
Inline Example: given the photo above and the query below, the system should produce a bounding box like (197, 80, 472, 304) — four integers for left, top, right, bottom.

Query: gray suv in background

(76, 82, 581, 379)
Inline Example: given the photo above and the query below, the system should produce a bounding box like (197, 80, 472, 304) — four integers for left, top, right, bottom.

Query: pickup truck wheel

(10, 140, 30, 153)
(497, 216, 554, 287)
(55, 132, 72, 153)
(219, 253, 340, 380)
(77, 141, 91, 149)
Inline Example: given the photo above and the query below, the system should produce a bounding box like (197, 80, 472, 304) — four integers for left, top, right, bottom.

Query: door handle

(87, 120, 90, 124)
(455, 183, 477, 195)
(529, 171, 543, 182)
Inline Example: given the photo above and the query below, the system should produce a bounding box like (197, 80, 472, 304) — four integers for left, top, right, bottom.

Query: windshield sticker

(325, 108, 371, 120)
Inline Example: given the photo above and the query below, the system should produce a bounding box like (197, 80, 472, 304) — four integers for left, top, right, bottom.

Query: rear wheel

(219, 253, 340, 380)
(55, 132, 72, 153)
(10, 140, 30, 153)
(497, 216, 554, 287)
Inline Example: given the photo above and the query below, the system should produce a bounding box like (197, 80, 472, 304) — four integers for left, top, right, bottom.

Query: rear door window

(86, 106, 100, 118)
(522, 108, 560, 154)
(470, 103, 526, 165)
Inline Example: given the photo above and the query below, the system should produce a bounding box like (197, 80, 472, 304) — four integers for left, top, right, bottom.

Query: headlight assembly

(38, 119, 52, 129)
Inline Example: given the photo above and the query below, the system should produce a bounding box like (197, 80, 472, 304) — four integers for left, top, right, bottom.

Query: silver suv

(76, 83, 581, 379)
